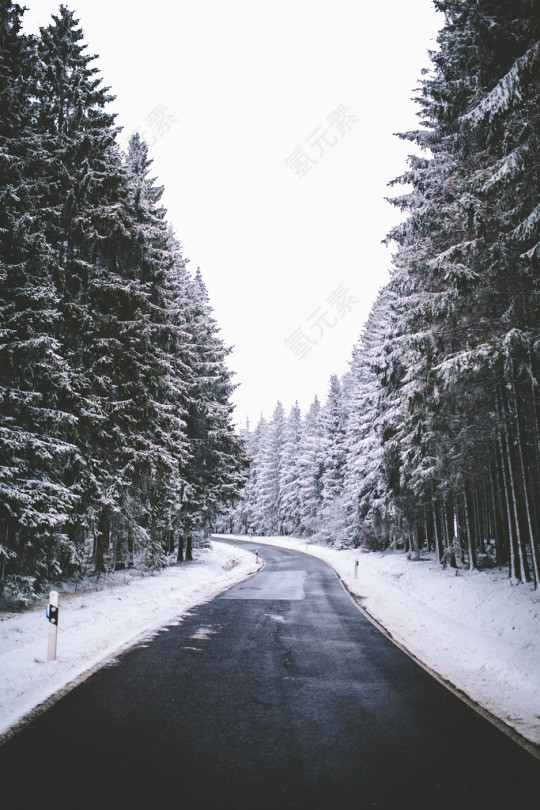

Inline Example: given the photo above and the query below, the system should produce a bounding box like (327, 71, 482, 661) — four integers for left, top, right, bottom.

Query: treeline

(231, 0, 540, 587)
(0, 2, 247, 600)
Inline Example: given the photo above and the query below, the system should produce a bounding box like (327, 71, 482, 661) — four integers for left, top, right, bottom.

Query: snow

(0, 542, 260, 739)
(1, 536, 539, 753)
(218, 534, 540, 748)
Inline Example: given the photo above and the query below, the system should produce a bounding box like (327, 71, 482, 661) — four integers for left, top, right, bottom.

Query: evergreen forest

(233, 0, 540, 588)
(0, 2, 247, 601)
(1, 1, 539, 601)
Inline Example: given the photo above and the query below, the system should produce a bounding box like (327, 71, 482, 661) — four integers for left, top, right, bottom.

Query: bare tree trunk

(528, 349, 540, 488)
(473, 489, 484, 554)
(453, 498, 463, 566)
(112, 517, 129, 571)
(423, 507, 431, 553)
(177, 531, 184, 562)
(493, 458, 509, 565)
(186, 532, 193, 561)
(127, 526, 134, 569)
(431, 494, 443, 562)
(94, 511, 109, 577)
(497, 429, 517, 580)
(462, 487, 477, 571)
(512, 377, 539, 589)
(501, 384, 529, 583)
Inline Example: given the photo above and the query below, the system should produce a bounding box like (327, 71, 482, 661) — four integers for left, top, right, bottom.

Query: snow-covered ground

(218, 534, 540, 750)
(1, 536, 539, 754)
(0, 542, 260, 739)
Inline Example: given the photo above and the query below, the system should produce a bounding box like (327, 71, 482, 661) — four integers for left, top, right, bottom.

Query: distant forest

(0, 2, 247, 601)
(232, 1, 540, 588)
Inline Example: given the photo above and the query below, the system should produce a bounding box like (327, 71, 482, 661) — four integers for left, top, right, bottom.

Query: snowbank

(217, 534, 540, 748)
(0, 542, 260, 739)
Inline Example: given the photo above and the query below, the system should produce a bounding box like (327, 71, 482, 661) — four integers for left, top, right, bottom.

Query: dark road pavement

(1, 540, 539, 809)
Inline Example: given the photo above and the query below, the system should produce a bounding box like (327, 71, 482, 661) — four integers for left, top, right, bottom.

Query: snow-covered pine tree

(122, 133, 194, 569)
(441, 0, 540, 581)
(0, 1, 82, 598)
(341, 288, 395, 550)
(179, 268, 248, 557)
(297, 396, 324, 537)
(279, 401, 304, 535)
(255, 401, 285, 535)
(385, 0, 539, 580)
(230, 415, 267, 535)
(34, 8, 225, 574)
(0, 3, 249, 594)
(317, 375, 349, 545)
(34, 5, 148, 573)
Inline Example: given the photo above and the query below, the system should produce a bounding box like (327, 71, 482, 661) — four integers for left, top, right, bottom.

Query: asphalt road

(1, 541, 538, 809)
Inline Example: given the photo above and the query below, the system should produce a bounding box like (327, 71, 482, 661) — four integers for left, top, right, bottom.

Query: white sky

(22, 0, 443, 427)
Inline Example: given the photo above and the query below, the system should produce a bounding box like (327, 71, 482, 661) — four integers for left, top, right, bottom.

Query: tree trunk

(500, 384, 530, 582)
(497, 428, 517, 580)
(453, 499, 463, 566)
(177, 531, 184, 562)
(432, 496, 443, 562)
(462, 487, 477, 571)
(473, 489, 484, 554)
(492, 460, 508, 565)
(112, 518, 127, 571)
(94, 512, 109, 577)
(512, 377, 539, 588)
(127, 526, 134, 569)
(423, 507, 431, 554)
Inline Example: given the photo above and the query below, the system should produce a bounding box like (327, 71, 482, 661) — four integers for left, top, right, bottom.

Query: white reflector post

(47, 591, 59, 661)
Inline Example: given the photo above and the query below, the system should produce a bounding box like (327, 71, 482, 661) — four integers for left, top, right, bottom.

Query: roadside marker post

(46, 591, 59, 661)
(354, 560, 359, 579)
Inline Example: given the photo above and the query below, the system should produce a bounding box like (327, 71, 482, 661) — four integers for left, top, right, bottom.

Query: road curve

(0, 540, 538, 809)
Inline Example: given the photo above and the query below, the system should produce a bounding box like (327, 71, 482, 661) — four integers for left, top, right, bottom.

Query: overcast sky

(22, 0, 442, 427)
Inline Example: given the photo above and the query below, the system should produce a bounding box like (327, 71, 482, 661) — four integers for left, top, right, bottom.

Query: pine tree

(33, 5, 145, 573)
(297, 396, 324, 536)
(122, 133, 194, 568)
(342, 289, 394, 549)
(279, 402, 303, 535)
(317, 375, 348, 544)
(226, 2, 539, 586)
(0, 1, 81, 598)
(0, 3, 249, 595)
(384, 0, 540, 578)
(231, 416, 266, 535)
(256, 402, 285, 535)
(178, 269, 248, 557)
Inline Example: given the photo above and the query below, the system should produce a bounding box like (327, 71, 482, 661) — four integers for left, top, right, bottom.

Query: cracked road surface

(1, 541, 538, 809)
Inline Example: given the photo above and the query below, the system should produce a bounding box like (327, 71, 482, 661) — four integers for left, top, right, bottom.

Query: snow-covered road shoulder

(216, 535, 540, 750)
(0, 542, 260, 739)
